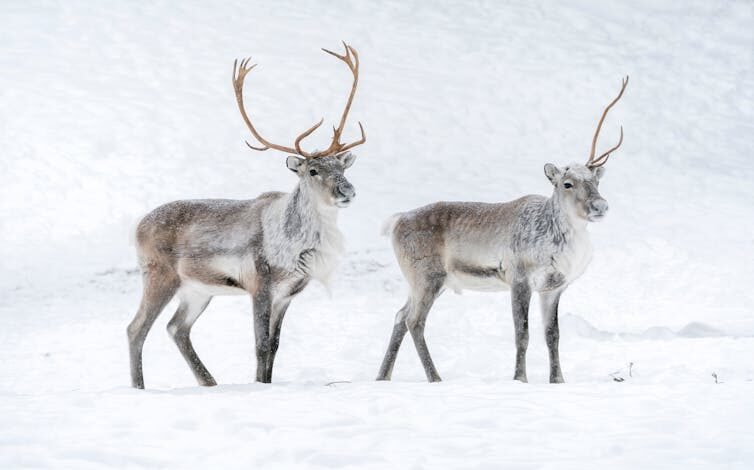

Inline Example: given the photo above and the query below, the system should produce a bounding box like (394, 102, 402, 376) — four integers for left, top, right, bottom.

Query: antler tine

(232, 56, 322, 156)
(245, 140, 268, 151)
(587, 76, 629, 167)
(233, 58, 258, 85)
(337, 121, 366, 153)
(322, 41, 351, 64)
(294, 118, 325, 157)
(589, 125, 623, 168)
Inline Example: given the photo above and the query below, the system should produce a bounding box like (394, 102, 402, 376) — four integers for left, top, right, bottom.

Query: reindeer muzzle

(587, 199, 609, 221)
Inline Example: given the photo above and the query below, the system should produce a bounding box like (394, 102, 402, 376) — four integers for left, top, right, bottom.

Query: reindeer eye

(309, 169, 318, 176)
(564, 182, 573, 189)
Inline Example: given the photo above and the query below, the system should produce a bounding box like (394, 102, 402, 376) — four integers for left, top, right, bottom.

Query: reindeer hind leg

(167, 290, 216, 387)
(376, 300, 410, 381)
(127, 267, 179, 389)
(406, 273, 446, 383)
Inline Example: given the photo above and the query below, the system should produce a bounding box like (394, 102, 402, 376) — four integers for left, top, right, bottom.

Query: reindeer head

(232, 42, 366, 209)
(545, 163, 607, 222)
(286, 152, 357, 207)
(544, 76, 628, 223)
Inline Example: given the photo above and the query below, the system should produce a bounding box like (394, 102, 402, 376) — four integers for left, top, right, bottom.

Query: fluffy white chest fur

(546, 229, 593, 286)
(262, 196, 345, 285)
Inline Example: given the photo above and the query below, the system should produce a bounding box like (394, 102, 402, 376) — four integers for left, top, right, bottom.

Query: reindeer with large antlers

(127, 43, 366, 389)
(377, 77, 628, 384)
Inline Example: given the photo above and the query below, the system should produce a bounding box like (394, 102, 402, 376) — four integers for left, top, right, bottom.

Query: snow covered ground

(2, 1, 753, 468)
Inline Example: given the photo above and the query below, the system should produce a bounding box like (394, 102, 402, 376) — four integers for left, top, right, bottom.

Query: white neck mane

(262, 182, 345, 285)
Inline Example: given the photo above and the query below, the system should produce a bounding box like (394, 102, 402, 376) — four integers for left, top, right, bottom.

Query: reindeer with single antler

(127, 43, 366, 389)
(377, 77, 629, 384)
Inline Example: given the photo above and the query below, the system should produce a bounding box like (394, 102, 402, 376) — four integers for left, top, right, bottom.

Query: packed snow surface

(1, 1, 753, 468)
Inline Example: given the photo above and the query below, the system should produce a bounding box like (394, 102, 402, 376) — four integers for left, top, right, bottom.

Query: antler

(318, 42, 367, 156)
(232, 42, 366, 159)
(232, 58, 323, 156)
(586, 76, 629, 168)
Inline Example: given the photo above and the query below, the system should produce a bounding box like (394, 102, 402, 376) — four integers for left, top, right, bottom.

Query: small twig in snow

(325, 380, 352, 387)
(610, 362, 634, 382)
(609, 370, 625, 382)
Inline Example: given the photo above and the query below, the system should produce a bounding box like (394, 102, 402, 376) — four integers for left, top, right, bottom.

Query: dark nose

(590, 199, 609, 214)
(337, 182, 355, 199)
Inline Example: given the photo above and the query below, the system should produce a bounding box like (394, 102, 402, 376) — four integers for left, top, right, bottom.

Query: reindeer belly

(445, 256, 511, 294)
(446, 271, 510, 293)
(177, 255, 252, 296)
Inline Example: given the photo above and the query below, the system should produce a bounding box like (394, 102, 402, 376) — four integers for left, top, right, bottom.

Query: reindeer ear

(336, 152, 357, 169)
(286, 156, 305, 174)
(592, 166, 606, 181)
(544, 163, 562, 185)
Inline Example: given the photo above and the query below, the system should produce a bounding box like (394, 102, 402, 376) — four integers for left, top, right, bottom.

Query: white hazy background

(1, 1, 753, 468)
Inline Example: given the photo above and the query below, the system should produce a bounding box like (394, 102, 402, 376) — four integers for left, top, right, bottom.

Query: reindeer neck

(279, 182, 339, 246)
(291, 182, 338, 218)
(545, 193, 588, 236)
(268, 180, 344, 282)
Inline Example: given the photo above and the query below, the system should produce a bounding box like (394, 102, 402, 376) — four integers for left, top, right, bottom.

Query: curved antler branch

(294, 118, 325, 157)
(245, 141, 269, 151)
(337, 121, 366, 153)
(586, 76, 629, 168)
(588, 126, 623, 168)
(232, 57, 322, 156)
(316, 42, 366, 157)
